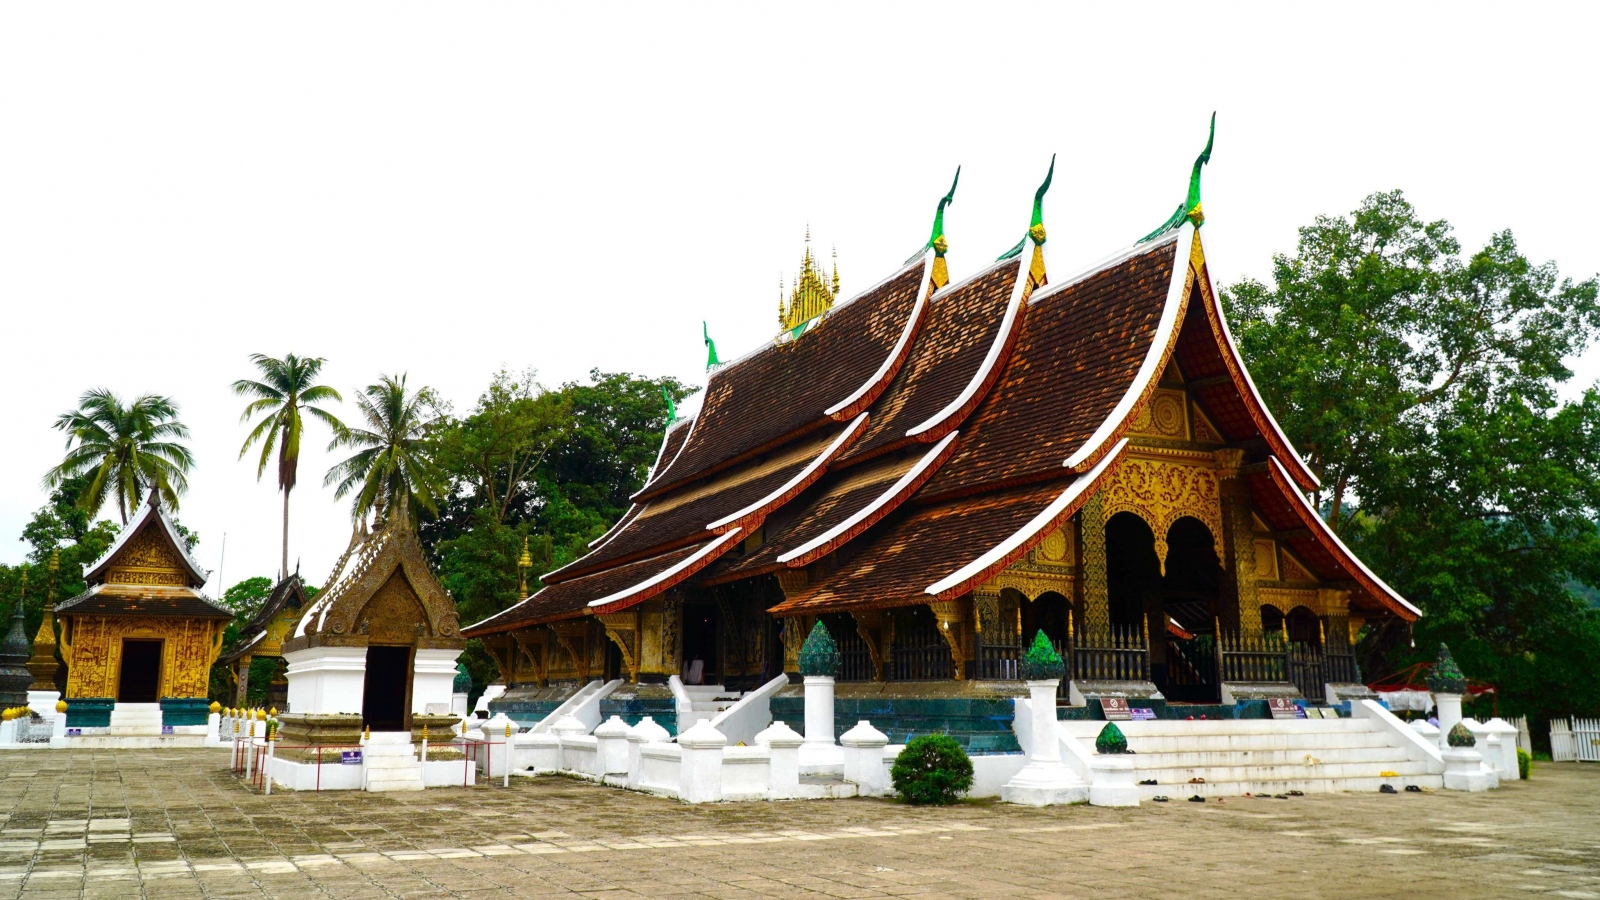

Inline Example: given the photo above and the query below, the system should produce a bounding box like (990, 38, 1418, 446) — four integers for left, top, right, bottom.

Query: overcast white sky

(2, 3, 1597, 595)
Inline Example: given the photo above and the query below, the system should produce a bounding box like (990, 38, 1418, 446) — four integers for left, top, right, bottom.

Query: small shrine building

(281, 516, 464, 732)
(464, 138, 1421, 723)
(219, 572, 312, 709)
(55, 494, 231, 733)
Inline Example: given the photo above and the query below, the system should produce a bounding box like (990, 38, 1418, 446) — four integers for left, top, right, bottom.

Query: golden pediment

(104, 528, 190, 586)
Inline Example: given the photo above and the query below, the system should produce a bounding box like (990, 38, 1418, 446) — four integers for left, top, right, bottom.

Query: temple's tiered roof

(56, 494, 231, 620)
(465, 164, 1420, 639)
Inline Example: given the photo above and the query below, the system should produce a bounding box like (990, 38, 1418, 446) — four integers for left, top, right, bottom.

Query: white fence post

(1574, 717, 1600, 763)
(756, 721, 803, 800)
(677, 720, 727, 804)
(840, 721, 889, 796)
(1551, 718, 1576, 762)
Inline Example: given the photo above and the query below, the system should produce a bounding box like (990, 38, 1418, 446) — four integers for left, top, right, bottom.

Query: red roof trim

(705, 413, 870, 534)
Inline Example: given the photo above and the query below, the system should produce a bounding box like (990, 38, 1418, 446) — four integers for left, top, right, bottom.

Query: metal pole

(503, 721, 512, 788)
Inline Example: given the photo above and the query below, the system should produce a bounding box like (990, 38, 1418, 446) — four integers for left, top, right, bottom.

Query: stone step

(1140, 773, 1445, 799)
(1062, 719, 1373, 737)
(1080, 732, 1393, 753)
(1126, 759, 1435, 784)
(1124, 746, 1415, 767)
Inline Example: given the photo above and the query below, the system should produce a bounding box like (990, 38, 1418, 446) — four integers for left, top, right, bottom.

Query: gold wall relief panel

(639, 605, 665, 676)
(1100, 456, 1223, 573)
(1280, 550, 1317, 583)
(982, 566, 1077, 606)
(550, 620, 591, 681)
(1258, 587, 1317, 616)
(972, 587, 1001, 635)
(355, 570, 430, 644)
(1128, 389, 1190, 440)
(1078, 499, 1110, 638)
(779, 615, 812, 673)
(1254, 540, 1279, 579)
(63, 615, 222, 699)
(660, 595, 681, 676)
(1316, 588, 1352, 618)
(1190, 401, 1225, 444)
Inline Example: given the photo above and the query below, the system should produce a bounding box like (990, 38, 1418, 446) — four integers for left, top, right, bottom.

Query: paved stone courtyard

(0, 750, 1593, 899)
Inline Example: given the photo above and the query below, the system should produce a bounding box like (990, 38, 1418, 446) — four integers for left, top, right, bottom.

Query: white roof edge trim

(1194, 230, 1321, 490)
(1268, 456, 1420, 617)
(776, 431, 959, 564)
(587, 528, 744, 609)
(631, 410, 701, 501)
(704, 414, 869, 531)
(1062, 224, 1193, 471)
(824, 253, 933, 416)
(925, 438, 1129, 596)
(1029, 231, 1182, 307)
(906, 247, 1030, 437)
(587, 505, 642, 551)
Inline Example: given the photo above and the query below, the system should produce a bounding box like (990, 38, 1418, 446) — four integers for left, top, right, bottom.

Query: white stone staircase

(108, 703, 162, 736)
(361, 732, 424, 792)
(1060, 718, 1444, 798)
(678, 685, 743, 732)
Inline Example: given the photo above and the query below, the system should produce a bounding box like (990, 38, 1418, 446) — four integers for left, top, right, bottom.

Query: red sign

(1267, 698, 1301, 719)
(1100, 698, 1132, 720)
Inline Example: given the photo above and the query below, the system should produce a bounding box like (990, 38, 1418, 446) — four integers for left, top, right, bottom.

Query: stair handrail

(1351, 698, 1444, 773)
(530, 679, 623, 734)
(707, 674, 788, 747)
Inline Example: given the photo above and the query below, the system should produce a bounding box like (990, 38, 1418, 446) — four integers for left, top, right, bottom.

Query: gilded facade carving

(1254, 540, 1279, 578)
(597, 611, 640, 683)
(927, 601, 967, 681)
(104, 527, 190, 586)
(62, 615, 224, 699)
(1078, 494, 1110, 637)
(1101, 456, 1223, 573)
(1128, 389, 1189, 440)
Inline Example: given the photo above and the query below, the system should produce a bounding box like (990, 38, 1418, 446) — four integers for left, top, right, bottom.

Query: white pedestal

(800, 675, 842, 776)
(27, 690, 60, 716)
(284, 647, 368, 715)
(1442, 747, 1498, 792)
(1088, 756, 1140, 807)
(1434, 692, 1463, 753)
(1004, 680, 1088, 806)
(840, 721, 890, 796)
(410, 648, 464, 715)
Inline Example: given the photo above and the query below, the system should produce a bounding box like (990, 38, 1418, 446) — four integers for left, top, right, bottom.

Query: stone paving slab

(0, 750, 1594, 898)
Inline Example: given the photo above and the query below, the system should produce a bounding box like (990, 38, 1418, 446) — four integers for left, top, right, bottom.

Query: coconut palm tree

(324, 374, 445, 528)
(43, 389, 194, 525)
(234, 353, 347, 580)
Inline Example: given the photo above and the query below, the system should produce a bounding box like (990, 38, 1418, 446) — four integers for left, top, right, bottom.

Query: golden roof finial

(517, 535, 533, 597)
(779, 228, 838, 335)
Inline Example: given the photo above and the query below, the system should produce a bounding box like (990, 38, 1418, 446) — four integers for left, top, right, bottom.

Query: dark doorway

(1157, 517, 1222, 703)
(117, 639, 162, 703)
(1021, 592, 1069, 648)
(603, 636, 624, 683)
(363, 645, 412, 732)
(1105, 512, 1159, 629)
(681, 603, 720, 684)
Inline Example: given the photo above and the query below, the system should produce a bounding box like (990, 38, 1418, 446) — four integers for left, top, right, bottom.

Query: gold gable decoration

(1101, 456, 1224, 575)
(104, 527, 190, 587)
(778, 230, 839, 333)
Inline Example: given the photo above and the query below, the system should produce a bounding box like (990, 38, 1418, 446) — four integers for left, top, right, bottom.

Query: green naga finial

(661, 385, 677, 423)
(703, 321, 720, 371)
(1141, 112, 1216, 242)
(998, 154, 1055, 261)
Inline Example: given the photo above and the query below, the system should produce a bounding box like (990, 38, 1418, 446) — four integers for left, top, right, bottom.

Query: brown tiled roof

(543, 423, 855, 583)
(637, 261, 925, 499)
(920, 239, 1178, 500)
(840, 259, 1021, 463)
(56, 584, 234, 619)
(1247, 461, 1419, 621)
(467, 543, 711, 633)
(768, 482, 1067, 616)
(706, 450, 928, 582)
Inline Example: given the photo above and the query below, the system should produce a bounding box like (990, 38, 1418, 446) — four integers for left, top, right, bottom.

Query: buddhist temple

(55, 493, 231, 739)
(464, 131, 1420, 737)
(219, 572, 312, 709)
(282, 515, 464, 732)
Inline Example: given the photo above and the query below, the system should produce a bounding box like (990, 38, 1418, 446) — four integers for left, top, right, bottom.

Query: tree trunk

(281, 487, 291, 581)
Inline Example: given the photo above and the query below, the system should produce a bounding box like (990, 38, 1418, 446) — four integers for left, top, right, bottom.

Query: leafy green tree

(431, 369, 573, 527)
(43, 389, 194, 524)
(1224, 190, 1600, 722)
(325, 374, 446, 527)
(234, 354, 346, 580)
(221, 576, 275, 618)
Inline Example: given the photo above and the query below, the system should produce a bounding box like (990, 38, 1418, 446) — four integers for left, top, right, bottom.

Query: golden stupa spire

(778, 227, 839, 335)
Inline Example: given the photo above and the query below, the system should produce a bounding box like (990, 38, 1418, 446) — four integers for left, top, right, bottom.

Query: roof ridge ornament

(997, 154, 1054, 295)
(1141, 112, 1215, 243)
(779, 229, 840, 338)
(906, 167, 961, 293)
(703, 321, 720, 371)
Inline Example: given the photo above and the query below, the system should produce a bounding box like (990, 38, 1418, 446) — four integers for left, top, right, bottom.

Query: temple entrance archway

(117, 639, 162, 703)
(1157, 516, 1222, 703)
(1021, 591, 1069, 648)
(1105, 512, 1158, 630)
(362, 646, 412, 731)
(681, 602, 721, 685)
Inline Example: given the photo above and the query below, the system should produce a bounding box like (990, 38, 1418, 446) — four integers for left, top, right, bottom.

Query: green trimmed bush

(890, 735, 974, 805)
(1019, 630, 1065, 681)
(1095, 722, 1130, 754)
(1517, 747, 1531, 780)
(798, 621, 841, 678)
(1426, 644, 1468, 695)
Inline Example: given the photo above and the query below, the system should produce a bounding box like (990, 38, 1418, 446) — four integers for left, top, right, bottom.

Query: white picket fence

(1550, 717, 1600, 762)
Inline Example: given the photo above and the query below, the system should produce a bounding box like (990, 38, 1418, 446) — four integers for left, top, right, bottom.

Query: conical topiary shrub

(1019, 630, 1066, 681)
(1447, 722, 1476, 748)
(798, 621, 840, 678)
(1095, 722, 1130, 754)
(1425, 643, 1468, 694)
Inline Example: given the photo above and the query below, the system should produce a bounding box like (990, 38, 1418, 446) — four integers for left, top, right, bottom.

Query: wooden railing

(834, 624, 876, 683)
(1217, 627, 1290, 683)
(1068, 622, 1150, 683)
(891, 606, 951, 681)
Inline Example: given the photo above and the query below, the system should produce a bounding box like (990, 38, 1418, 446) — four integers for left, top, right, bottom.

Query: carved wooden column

(928, 600, 968, 681)
(1214, 449, 1260, 637)
(850, 610, 888, 681)
(1077, 495, 1110, 639)
(597, 611, 641, 683)
(775, 571, 811, 675)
